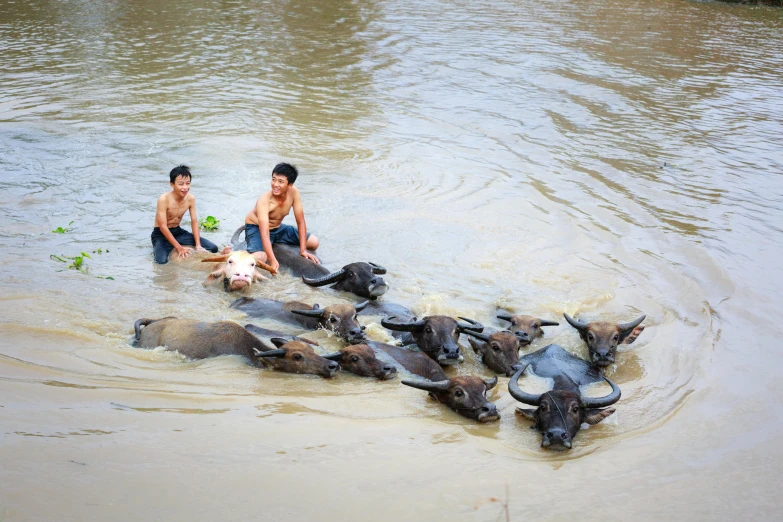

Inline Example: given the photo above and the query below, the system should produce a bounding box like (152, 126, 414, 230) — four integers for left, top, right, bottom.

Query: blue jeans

(245, 223, 310, 253)
(150, 226, 218, 264)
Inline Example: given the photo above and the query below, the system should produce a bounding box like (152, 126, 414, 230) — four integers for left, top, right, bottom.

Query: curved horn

(540, 319, 560, 327)
(201, 254, 230, 263)
(270, 338, 288, 348)
(581, 376, 622, 408)
(507, 364, 541, 406)
(457, 317, 484, 333)
(290, 308, 327, 319)
(401, 379, 450, 392)
(618, 314, 646, 333)
(381, 316, 426, 332)
(354, 300, 369, 313)
(496, 312, 513, 322)
(563, 313, 589, 331)
(322, 352, 343, 361)
(484, 376, 498, 390)
(230, 226, 245, 246)
(254, 349, 286, 358)
(302, 269, 346, 287)
(461, 329, 490, 342)
(369, 262, 387, 275)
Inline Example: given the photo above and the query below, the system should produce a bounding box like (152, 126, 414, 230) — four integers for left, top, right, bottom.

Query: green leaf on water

(52, 221, 74, 234)
(199, 215, 220, 231)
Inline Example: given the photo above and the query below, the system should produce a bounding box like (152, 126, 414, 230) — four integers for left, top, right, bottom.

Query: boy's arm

(188, 196, 205, 251)
(156, 196, 192, 259)
(256, 195, 280, 273)
(292, 190, 319, 264)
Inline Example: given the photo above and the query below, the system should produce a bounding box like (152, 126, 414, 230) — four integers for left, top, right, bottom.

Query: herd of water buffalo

(134, 241, 646, 451)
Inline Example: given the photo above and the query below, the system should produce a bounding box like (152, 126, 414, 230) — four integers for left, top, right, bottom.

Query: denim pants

(151, 226, 218, 264)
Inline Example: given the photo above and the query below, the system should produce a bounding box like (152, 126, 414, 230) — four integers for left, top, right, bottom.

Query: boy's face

(170, 175, 191, 198)
(271, 173, 290, 196)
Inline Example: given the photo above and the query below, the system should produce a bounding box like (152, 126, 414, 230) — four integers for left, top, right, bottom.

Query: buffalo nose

(349, 327, 363, 337)
(516, 331, 530, 342)
(327, 362, 339, 371)
(481, 404, 496, 413)
(546, 428, 569, 443)
(370, 277, 378, 284)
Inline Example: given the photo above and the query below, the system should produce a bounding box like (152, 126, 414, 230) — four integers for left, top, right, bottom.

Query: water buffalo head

(254, 339, 340, 378)
(381, 316, 484, 366)
(323, 344, 397, 380)
(464, 330, 522, 376)
(302, 262, 388, 299)
(563, 313, 646, 368)
(508, 364, 620, 450)
(496, 313, 559, 345)
(291, 301, 369, 344)
(202, 251, 274, 292)
(402, 375, 500, 422)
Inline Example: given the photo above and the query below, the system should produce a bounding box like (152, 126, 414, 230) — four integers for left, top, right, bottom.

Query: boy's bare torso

(245, 188, 297, 228)
(156, 192, 194, 228)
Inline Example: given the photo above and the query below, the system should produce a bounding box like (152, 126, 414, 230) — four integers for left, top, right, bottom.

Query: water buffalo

(462, 330, 522, 376)
(201, 251, 275, 291)
(496, 313, 559, 345)
(231, 227, 388, 299)
(381, 316, 484, 366)
(231, 297, 368, 344)
(402, 375, 500, 422)
(132, 318, 339, 377)
(563, 313, 646, 368)
(508, 344, 621, 450)
(322, 344, 398, 380)
(367, 341, 447, 382)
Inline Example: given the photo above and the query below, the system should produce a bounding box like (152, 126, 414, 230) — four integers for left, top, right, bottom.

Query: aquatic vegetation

(50, 251, 114, 280)
(51, 221, 74, 234)
(199, 215, 220, 231)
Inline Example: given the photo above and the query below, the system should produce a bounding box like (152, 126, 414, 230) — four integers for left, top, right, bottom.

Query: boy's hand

(270, 258, 280, 273)
(176, 246, 193, 259)
(195, 246, 208, 253)
(301, 251, 320, 264)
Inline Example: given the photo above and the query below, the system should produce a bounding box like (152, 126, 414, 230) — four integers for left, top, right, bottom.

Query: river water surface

(1, 0, 782, 520)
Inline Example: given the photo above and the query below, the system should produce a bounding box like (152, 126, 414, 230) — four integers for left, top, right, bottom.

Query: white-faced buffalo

(201, 251, 275, 291)
(322, 344, 397, 380)
(132, 318, 339, 377)
(496, 313, 559, 345)
(508, 344, 621, 450)
(380, 316, 484, 366)
(402, 376, 500, 422)
(563, 313, 646, 368)
(463, 330, 522, 376)
(230, 297, 368, 344)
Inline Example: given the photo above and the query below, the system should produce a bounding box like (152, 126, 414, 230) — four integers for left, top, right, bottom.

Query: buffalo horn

(563, 313, 589, 331)
(507, 364, 541, 406)
(302, 269, 346, 287)
(254, 349, 287, 358)
(322, 352, 343, 361)
(401, 379, 451, 392)
(540, 319, 560, 327)
(618, 314, 646, 333)
(457, 317, 484, 333)
(354, 300, 369, 313)
(496, 312, 513, 322)
(369, 262, 387, 275)
(270, 338, 288, 348)
(484, 376, 498, 390)
(201, 254, 231, 263)
(461, 329, 490, 342)
(381, 316, 426, 332)
(581, 376, 622, 408)
(290, 307, 327, 319)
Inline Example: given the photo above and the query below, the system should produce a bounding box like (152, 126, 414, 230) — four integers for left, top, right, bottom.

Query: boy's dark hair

(272, 162, 298, 184)
(170, 164, 192, 183)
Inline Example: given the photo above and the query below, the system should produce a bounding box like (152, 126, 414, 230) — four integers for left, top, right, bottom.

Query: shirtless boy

(150, 165, 223, 264)
(244, 162, 320, 273)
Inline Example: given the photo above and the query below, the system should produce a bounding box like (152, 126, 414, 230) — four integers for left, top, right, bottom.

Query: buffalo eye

(329, 317, 338, 323)
(571, 405, 579, 414)
(293, 353, 303, 361)
(425, 327, 433, 333)
(612, 334, 619, 343)
(587, 333, 595, 342)
(350, 355, 360, 363)
(492, 344, 501, 352)
(228, 259, 234, 264)
(347, 272, 354, 278)
(540, 403, 550, 412)
(534, 323, 540, 329)
(454, 389, 464, 398)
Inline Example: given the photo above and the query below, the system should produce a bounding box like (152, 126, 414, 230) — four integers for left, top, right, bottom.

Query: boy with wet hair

(150, 165, 224, 264)
(244, 162, 320, 273)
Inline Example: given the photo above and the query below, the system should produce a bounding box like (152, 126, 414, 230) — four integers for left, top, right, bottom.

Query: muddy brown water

(1, 0, 782, 520)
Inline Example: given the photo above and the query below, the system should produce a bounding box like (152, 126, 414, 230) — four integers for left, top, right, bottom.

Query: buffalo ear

(467, 337, 485, 354)
(515, 408, 536, 420)
(253, 269, 269, 282)
(584, 408, 616, 425)
(621, 326, 645, 345)
(204, 270, 224, 285)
